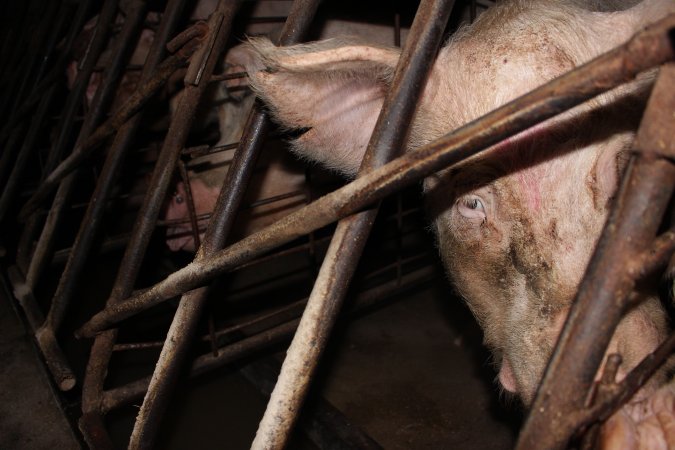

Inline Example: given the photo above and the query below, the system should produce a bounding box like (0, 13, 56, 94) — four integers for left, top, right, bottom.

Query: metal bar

(241, 358, 383, 450)
(78, 0, 194, 431)
(516, 63, 675, 450)
(127, 1, 319, 447)
(76, 14, 675, 338)
(13, 0, 118, 282)
(30, 0, 149, 392)
(99, 264, 437, 412)
(82, 2, 240, 444)
(252, 1, 453, 447)
(18, 28, 207, 221)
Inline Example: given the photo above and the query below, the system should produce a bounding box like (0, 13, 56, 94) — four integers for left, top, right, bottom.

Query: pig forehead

(438, 38, 575, 125)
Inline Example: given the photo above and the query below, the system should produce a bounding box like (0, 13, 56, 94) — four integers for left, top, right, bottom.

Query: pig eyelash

(457, 195, 487, 222)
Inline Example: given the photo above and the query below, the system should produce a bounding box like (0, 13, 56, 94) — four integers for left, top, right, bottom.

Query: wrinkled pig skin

(238, 0, 675, 447)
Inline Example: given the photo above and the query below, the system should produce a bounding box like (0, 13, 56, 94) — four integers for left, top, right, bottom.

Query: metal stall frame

(2, 0, 674, 447)
(75, 12, 675, 448)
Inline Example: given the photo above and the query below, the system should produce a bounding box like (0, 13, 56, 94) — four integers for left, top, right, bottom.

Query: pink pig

(235, 0, 675, 447)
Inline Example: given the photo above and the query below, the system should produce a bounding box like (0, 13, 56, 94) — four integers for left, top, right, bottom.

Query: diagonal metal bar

(251, 0, 454, 447)
(78, 0, 195, 442)
(127, 2, 321, 447)
(13, 0, 120, 288)
(76, 14, 675, 338)
(29, 0, 150, 392)
(80, 1, 242, 446)
(17, 28, 206, 222)
(516, 63, 675, 450)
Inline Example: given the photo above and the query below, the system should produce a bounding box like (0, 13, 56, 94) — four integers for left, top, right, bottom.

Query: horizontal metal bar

(76, 14, 675, 338)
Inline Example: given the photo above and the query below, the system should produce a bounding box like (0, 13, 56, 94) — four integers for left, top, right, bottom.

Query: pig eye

(457, 195, 486, 220)
(174, 193, 184, 204)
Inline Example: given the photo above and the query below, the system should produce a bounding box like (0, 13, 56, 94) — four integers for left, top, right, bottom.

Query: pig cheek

(435, 217, 513, 362)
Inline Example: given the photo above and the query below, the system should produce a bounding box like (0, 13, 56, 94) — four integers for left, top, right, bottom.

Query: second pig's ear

(242, 37, 401, 176)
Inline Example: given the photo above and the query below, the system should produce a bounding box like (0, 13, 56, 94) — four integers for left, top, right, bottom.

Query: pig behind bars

(236, 0, 675, 447)
(164, 2, 412, 251)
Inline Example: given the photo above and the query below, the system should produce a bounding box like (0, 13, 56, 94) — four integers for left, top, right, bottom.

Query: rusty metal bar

(579, 330, 675, 432)
(19, 0, 190, 395)
(18, 26, 207, 221)
(81, 2, 241, 446)
(12, 0, 119, 284)
(100, 264, 437, 412)
(516, 63, 675, 450)
(251, 1, 453, 447)
(77, 14, 675, 338)
(76, 0, 200, 432)
(127, 1, 320, 447)
(31, 0, 150, 392)
(241, 357, 383, 450)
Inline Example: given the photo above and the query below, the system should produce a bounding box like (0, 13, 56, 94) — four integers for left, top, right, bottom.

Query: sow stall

(0, 0, 672, 448)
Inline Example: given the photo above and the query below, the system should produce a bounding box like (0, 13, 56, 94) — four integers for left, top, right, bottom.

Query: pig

(164, 2, 414, 251)
(234, 0, 675, 447)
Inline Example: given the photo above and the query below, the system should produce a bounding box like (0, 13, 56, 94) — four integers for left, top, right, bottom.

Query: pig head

(239, 0, 675, 411)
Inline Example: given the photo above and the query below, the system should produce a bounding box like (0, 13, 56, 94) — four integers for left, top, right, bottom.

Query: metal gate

(0, 0, 673, 448)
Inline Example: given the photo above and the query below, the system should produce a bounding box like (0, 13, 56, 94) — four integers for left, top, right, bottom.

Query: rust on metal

(516, 63, 675, 450)
(77, 14, 675, 338)
(251, 0, 455, 447)
(18, 26, 206, 221)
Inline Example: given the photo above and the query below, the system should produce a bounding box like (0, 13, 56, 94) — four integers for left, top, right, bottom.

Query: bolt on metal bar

(77, 0, 200, 428)
(251, 1, 454, 447)
(76, 14, 675, 339)
(516, 62, 675, 450)
(31, 0, 150, 392)
(127, 1, 320, 447)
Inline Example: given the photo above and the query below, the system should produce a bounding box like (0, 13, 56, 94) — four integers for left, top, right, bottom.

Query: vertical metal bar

(30, 0, 149, 392)
(127, 0, 322, 438)
(78, 0, 192, 429)
(14, 0, 119, 285)
(177, 159, 202, 249)
(126, 0, 330, 444)
(516, 64, 675, 450)
(77, 15, 675, 337)
(252, 0, 454, 448)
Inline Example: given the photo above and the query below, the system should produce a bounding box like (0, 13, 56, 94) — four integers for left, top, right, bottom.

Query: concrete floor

(0, 275, 80, 449)
(104, 275, 521, 449)
(1, 245, 521, 449)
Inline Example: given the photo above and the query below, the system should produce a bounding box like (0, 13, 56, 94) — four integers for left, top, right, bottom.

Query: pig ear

(242, 37, 400, 175)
